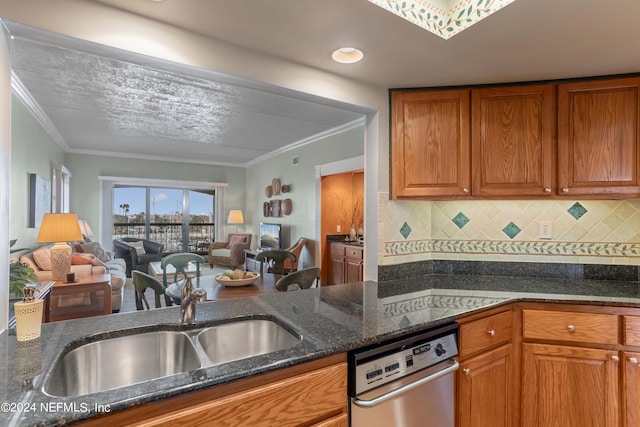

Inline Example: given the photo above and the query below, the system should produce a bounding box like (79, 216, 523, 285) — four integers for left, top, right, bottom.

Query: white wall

(246, 123, 365, 268)
(0, 26, 11, 331)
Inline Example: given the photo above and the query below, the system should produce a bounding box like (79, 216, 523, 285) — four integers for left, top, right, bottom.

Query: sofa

(113, 238, 164, 277)
(19, 243, 127, 313)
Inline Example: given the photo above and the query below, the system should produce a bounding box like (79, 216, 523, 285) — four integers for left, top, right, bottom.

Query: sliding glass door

(113, 186, 215, 254)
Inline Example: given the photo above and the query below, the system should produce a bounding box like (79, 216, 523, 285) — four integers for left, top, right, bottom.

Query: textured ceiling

(7, 25, 365, 166)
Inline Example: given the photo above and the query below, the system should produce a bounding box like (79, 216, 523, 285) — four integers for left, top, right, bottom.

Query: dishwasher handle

(352, 359, 459, 408)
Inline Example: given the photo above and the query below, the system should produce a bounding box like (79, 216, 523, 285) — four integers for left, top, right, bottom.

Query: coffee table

(47, 274, 111, 322)
(148, 261, 199, 279)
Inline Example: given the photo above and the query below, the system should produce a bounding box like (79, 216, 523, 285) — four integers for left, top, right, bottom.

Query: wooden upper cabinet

(558, 76, 640, 197)
(471, 85, 555, 197)
(391, 89, 471, 198)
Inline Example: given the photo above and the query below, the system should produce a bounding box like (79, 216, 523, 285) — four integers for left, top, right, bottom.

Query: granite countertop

(2, 274, 640, 426)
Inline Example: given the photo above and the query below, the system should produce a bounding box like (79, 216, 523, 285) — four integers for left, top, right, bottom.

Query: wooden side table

(47, 274, 112, 322)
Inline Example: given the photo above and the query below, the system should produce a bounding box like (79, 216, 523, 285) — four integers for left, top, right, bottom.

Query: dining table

(164, 272, 281, 304)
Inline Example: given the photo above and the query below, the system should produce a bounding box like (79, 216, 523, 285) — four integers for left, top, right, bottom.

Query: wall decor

(263, 202, 271, 217)
(282, 198, 292, 215)
(282, 184, 291, 193)
(265, 185, 273, 198)
(272, 178, 281, 195)
(29, 173, 51, 228)
(270, 199, 281, 217)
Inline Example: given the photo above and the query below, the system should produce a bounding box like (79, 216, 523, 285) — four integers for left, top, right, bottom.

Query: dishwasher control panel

(352, 329, 458, 395)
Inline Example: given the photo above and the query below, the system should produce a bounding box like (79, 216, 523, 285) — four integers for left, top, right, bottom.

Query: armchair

(208, 233, 252, 269)
(113, 238, 164, 277)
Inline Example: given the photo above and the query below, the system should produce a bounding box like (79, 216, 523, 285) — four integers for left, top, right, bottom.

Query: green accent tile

(502, 222, 521, 239)
(567, 202, 587, 220)
(452, 212, 469, 229)
(400, 222, 412, 239)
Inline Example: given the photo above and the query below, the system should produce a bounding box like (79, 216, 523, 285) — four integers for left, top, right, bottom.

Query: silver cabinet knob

(463, 368, 471, 376)
(630, 357, 638, 364)
(487, 329, 496, 337)
(462, 188, 470, 194)
(544, 187, 552, 193)
(567, 325, 576, 332)
(562, 187, 569, 193)
(612, 355, 620, 362)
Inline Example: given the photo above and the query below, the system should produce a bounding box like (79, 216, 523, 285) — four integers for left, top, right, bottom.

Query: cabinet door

(345, 259, 362, 283)
(625, 352, 640, 427)
(458, 344, 512, 427)
(391, 89, 471, 198)
(558, 77, 640, 196)
(522, 343, 619, 427)
(330, 257, 345, 285)
(471, 85, 554, 197)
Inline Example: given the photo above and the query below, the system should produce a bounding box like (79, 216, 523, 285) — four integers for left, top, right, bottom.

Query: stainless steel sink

(44, 330, 201, 397)
(196, 319, 301, 365)
(43, 318, 302, 398)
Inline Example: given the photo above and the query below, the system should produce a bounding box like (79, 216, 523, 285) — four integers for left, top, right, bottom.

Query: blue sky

(113, 188, 214, 216)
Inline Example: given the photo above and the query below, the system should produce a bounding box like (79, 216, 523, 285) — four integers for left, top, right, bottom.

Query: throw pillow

(32, 246, 52, 271)
(76, 253, 106, 267)
(226, 235, 247, 249)
(71, 254, 91, 265)
(128, 241, 147, 255)
(77, 242, 112, 262)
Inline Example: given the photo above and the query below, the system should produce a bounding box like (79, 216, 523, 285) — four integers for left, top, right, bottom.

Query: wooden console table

(48, 274, 111, 322)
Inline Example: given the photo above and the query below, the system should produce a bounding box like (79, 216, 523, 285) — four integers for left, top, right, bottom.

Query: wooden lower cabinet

(522, 343, 619, 427)
(625, 352, 640, 427)
(457, 344, 512, 427)
(77, 355, 347, 427)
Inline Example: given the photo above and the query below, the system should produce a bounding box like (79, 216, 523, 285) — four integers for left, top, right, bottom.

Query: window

(113, 185, 215, 254)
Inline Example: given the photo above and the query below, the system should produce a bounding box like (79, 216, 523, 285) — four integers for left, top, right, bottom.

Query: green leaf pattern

(371, 0, 512, 39)
(384, 239, 640, 258)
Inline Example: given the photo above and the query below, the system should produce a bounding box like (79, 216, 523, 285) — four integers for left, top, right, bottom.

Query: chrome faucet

(180, 277, 206, 325)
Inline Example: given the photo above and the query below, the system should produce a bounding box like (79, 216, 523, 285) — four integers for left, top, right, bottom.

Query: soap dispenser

(14, 284, 44, 341)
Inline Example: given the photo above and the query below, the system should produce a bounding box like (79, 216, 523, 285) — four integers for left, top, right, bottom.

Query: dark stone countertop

(2, 274, 640, 426)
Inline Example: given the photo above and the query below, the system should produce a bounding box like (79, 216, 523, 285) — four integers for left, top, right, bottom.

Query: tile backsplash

(379, 196, 640, 266)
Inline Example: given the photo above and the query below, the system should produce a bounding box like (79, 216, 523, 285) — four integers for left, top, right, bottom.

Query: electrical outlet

(539, 220, 553, 239)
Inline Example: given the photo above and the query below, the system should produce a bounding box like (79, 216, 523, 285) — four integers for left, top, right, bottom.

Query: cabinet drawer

(330, 244, 345, 257)
(624, 316, 640, 346)
(345, 246, 363, 260)
(459, 310, 512, 358)
(523, 310, 618, 345)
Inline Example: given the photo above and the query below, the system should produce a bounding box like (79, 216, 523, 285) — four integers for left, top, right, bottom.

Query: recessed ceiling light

(331, 47, 364, 64)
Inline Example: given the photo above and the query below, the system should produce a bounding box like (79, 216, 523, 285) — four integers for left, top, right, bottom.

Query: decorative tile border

(384, 239, 640, 258)
(382, 293, 507, 318)
(366, 0, 518, 39)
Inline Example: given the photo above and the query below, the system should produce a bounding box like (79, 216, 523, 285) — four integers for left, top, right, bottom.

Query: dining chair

(256, 250, 297, 275)
(132, 270, 170, 310)
(161, 253, 205, 289)
(275, 267, 320, 292)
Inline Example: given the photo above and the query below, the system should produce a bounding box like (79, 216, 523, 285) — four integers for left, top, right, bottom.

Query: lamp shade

(37, 213, 83, 243)
(227, 210, 244, 225)
(78, 219, 94, 237)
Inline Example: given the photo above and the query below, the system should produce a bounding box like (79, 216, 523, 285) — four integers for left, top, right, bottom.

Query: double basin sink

(43, 317, 301, 398)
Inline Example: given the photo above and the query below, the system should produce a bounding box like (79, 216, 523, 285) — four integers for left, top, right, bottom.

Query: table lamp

(36, 213, 83, 280)
(227, 210, 244, 233)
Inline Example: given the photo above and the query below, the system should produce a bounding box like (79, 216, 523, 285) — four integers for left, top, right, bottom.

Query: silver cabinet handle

(462, 188, 470, 194)
(567, 325, 576, 332)
(352, 360, 459, 408)
(544, 187, 552, 193)
(487, 329, 496, 337)
(630, 357, 638, 364)
(463, 368, 471, 376)
(612, 355, 620, 362)
(562, 187, 569, 193)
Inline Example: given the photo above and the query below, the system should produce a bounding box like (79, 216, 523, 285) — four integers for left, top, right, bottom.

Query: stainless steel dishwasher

(348, 323, 459, 427)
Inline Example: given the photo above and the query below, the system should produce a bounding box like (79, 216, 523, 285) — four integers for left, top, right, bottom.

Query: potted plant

(9, 239, 38, 298)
